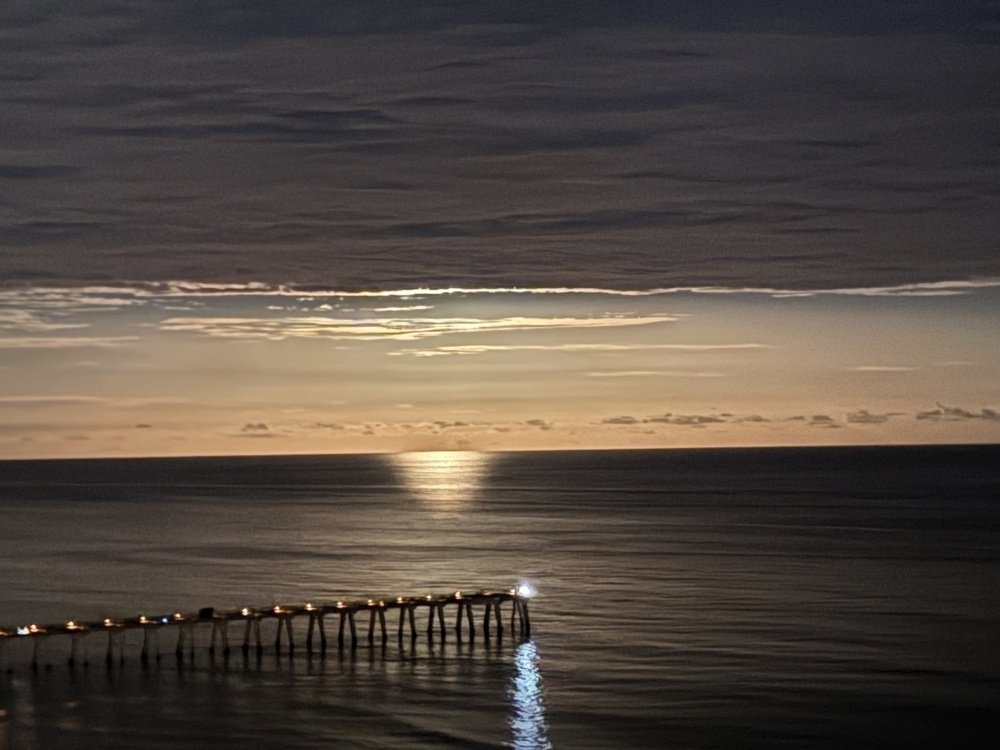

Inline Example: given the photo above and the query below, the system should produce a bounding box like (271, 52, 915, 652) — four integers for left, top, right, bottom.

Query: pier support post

(242, 619, 252, 656)
(210, 617, 231, 657)
(494, 601, 504, 636)
(465, 602, 475, 640)
(69, 633, 82, 667)
(436, 604, 446, 640)
(105, 630, 123, 667)
(141, 628, 159, 664)
(348, 610, 357, 648)
(31, 636, 43, 670)
(275, 617, 294, 653)
(306, 612, 325, 654)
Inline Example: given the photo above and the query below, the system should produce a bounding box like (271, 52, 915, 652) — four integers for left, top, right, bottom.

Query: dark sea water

(1, 445, 999, 749)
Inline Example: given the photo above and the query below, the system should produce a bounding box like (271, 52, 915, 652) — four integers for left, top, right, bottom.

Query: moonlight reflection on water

(388, 451, 493, 511)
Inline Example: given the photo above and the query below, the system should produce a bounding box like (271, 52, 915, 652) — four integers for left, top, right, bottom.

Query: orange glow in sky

(0, 281, 998, 458)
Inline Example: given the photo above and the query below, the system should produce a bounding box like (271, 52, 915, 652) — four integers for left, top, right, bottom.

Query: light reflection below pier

(509, 640, 552, 750)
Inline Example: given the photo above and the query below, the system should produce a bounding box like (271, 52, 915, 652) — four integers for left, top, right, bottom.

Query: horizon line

(2, 441, 997, 464)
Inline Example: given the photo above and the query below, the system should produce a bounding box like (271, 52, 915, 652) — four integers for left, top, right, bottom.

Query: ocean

(1, 445, 998, 749)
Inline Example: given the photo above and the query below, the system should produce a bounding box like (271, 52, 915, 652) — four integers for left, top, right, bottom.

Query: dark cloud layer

(1, 2, 998, 289)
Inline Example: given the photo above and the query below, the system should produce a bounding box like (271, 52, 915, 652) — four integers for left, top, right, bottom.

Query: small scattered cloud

(846, 409, 903, 424)
(525, 419, 553, 430)
(645, 413, 727, 426)
(602, 416, 640, 424)
(238, 422, 276, 437)
(808, 415, 840, 428)
(432, 420, 470, 429)
(916, 404, 1000, 422)
(603, 412, 732, 427)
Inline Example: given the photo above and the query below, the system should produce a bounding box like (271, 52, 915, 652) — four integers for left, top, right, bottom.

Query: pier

(0, 587, 531, 670)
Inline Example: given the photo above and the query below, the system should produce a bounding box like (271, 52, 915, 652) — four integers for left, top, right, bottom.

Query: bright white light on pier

(389, 450, 493, 512)
(516, 582, 536, 599)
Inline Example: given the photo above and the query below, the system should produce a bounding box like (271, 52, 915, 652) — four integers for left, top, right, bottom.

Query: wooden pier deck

(0, 587, 532, 670)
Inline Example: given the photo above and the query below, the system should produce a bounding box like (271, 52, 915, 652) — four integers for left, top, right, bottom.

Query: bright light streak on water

(509, 641, 552, 750)
(389, 451, 493, 511)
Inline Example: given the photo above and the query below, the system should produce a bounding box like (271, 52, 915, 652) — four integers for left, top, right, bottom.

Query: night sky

(1, 2, 998, 457)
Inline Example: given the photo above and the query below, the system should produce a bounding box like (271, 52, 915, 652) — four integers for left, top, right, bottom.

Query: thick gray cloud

(1, 2, 998, 289)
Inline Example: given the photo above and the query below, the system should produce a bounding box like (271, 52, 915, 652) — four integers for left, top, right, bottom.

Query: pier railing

(0, 588, 531, 670)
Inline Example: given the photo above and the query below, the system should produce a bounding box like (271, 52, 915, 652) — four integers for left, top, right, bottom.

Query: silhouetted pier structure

(0, 588, 531, 670)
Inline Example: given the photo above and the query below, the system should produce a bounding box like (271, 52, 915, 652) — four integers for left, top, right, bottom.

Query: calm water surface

(1, 446, 999, 748)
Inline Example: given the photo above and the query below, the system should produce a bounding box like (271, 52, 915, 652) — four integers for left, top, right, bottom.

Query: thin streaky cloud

(156, 315, 677, 341)
(0, 395, 200, 407)
(587, 370, 724, 378)
(393, 343, 768, 357)
(4, 279, 1000, 302)
(847, 365, 918, 372)
(0, 336, 139, 349)
(587, 371, 661, 378)
(0, 395, 107, 405)
(0, 310, 89, 332)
